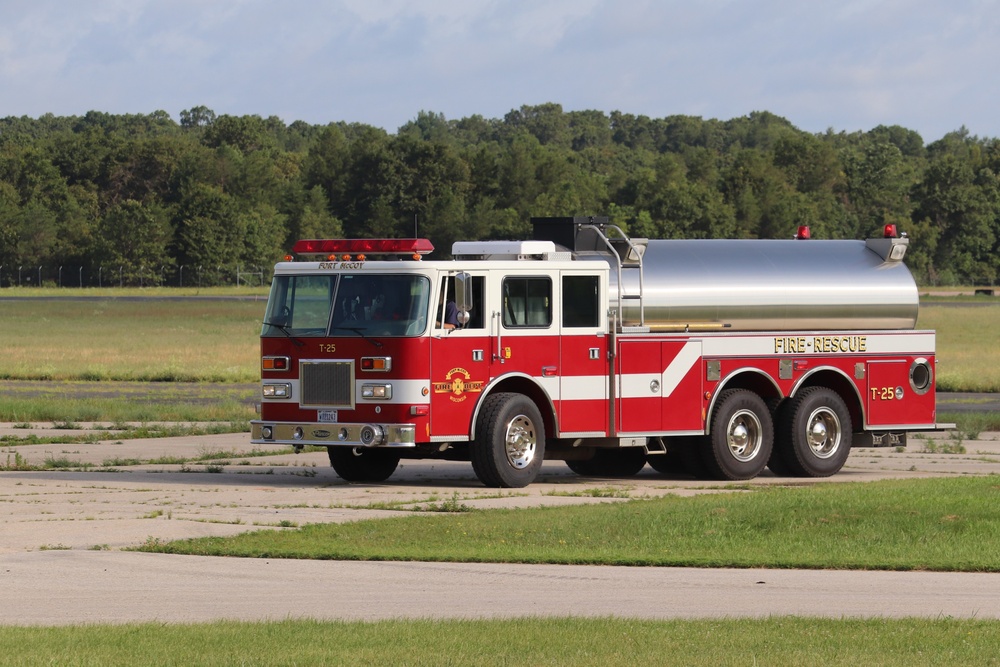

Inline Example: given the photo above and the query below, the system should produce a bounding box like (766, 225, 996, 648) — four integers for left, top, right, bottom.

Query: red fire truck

(251, 216, 945, 487)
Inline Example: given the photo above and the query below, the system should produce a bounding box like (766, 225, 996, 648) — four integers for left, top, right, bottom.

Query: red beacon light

(795, 226, 811, 240)
(292, 238, 434, 259)
(883, 224, 898, 238)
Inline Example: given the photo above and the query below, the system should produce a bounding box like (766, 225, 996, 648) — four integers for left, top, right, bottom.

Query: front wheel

(702, 389, 773, 480)
(328, 447, 400, 482)
(774, 387, 852, 477)
(471, 393, 545, 488)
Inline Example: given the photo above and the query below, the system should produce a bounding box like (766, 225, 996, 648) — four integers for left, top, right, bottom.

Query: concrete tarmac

(2, 424, 1000, 625)
(3, 552, 999, 625)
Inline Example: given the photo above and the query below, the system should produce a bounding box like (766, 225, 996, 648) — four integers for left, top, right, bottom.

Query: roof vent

(452, 240, 563, 261)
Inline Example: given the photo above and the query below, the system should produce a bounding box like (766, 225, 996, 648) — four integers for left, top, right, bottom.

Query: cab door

(488, 272, 561, 422)
(429, 273, 489, 439)
(558, 271, 609, 436)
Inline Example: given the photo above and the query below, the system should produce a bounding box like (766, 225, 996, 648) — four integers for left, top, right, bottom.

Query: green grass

(0, 292, 994, 391)
(0, 291, 996, 391)
(1, 618, 998, 666)
(0, 286, 269, 298)
(935, 412, 1000, 440)
(918, 304, 1000, 392)
(139, 476, 1000, 572)
(1, 422, 251, 447)
(0, 298, 262, 382)
(0, 391, 255, 423)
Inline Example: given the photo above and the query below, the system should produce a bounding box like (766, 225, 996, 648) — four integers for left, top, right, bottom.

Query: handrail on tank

(578, 223, 646, 330)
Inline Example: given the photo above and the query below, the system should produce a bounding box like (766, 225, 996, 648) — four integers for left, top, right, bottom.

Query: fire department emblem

(433, 367, 485, 403)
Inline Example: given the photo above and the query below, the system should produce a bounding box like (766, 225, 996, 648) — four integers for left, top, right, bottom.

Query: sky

(1, 0, 998, 142)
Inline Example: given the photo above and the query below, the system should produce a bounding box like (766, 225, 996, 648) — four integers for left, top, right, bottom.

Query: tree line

(1, 103, 998, 287)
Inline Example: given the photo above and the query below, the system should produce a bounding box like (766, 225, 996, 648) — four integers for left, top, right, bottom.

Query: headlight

(361, 384, 392, 399)
(262, 383, 291, 398)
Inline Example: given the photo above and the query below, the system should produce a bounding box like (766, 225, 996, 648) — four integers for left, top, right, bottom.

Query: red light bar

(293, 238, 434, 256)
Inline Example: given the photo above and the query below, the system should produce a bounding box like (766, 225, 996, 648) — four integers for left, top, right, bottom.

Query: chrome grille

(300, 361, 354, 407)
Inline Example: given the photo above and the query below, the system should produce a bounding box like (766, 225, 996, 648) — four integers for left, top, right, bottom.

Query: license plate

(317, 410, 338, 423)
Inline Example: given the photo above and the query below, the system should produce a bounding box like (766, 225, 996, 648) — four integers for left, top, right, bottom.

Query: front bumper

(251, 420, 417, 448)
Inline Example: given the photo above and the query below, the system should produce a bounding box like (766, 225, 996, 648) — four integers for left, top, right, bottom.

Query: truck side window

(438, 275, 486, 330)
(502, 277, 551, 328)
(562, 275, 599, 328)
(460, 276, 486, 329)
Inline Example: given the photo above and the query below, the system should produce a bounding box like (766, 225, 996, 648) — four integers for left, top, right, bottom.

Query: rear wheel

(702, 389, 773, 480)
(676, 435, 708, 478)
(471, 393, 545, 488)
(566, 448, 647, 477)
(327, 447, 400, 482)
(774, 387, 852, 477)
(648, 437, 697, 476)
(767, 400, 795, 476)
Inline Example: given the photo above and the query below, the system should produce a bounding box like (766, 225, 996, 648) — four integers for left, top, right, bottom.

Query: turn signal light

(262, 356, 289, 371)
(361, 356, 392, 372)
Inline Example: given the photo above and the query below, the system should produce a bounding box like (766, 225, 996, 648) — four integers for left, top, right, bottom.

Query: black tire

(774, 387, 852, 477)
(327, 447, 400, 482)
(645, 452, 683, 475)
(648, 437, 698, 476)
(471, 392, 545, 488)
(565, 458, 598, 475)
(566, 448, 647, 477)
(702, 389, 773, 480)
(766, 399, 796, 476)
(675, 435, 709, 478)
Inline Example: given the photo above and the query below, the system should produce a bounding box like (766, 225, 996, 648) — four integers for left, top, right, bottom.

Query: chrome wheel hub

(504, 415, 537, 469)
(806, 408, 841, 459)
(727, 409, 762, 462)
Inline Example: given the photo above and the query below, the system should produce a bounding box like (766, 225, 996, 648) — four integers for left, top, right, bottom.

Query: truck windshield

(262, 274, 431, 337)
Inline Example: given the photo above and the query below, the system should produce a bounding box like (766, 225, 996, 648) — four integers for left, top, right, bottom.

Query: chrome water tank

(583, 238, 918, 331)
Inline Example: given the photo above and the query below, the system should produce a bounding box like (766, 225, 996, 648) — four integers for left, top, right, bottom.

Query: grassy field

(0, 296, 262, 383)
(918, 304, 1000, 392)
(1, 617, 997, 666)
(12, 477, 1000, 664)
(139, 476, 1000, 571)
(0, 293, 995, 389)
(0, 293, 996, 426)
(2, 290, 999, 662)
(0, 382, 255, 423)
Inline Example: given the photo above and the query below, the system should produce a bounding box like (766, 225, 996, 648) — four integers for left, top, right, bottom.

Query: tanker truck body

(251, 216, 945, 487)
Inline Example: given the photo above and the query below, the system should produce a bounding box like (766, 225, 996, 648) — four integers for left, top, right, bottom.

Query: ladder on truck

(578, 222, 650, 334)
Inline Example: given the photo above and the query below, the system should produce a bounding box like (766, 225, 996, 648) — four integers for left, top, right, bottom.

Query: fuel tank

(579, 238, 919, 332)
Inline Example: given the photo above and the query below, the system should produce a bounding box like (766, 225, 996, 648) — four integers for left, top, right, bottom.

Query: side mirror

(454, 272, 472, 325)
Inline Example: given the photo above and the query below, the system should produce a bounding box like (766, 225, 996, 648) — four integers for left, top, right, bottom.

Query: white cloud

(1, 0, 998, 139)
